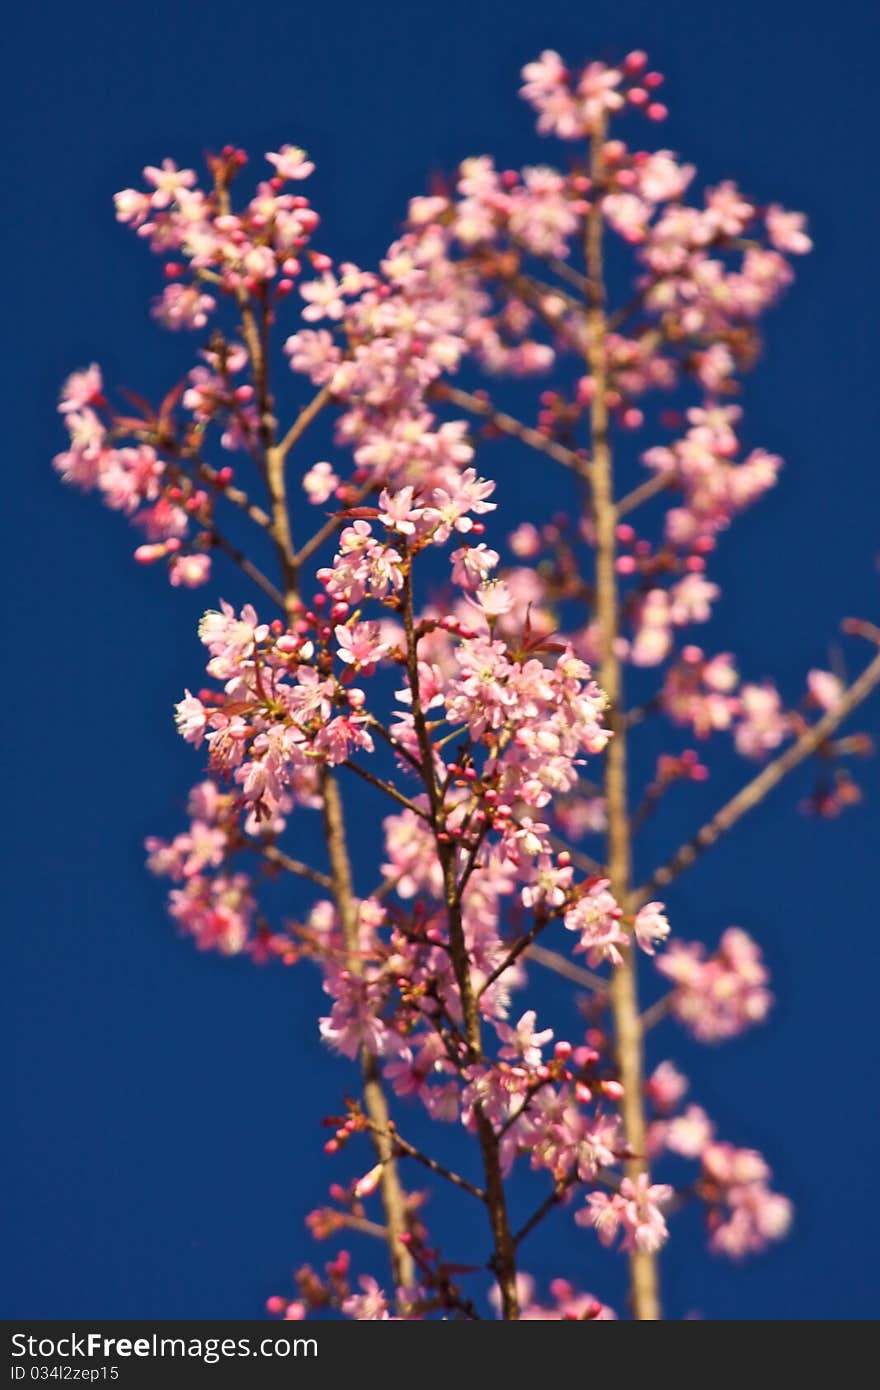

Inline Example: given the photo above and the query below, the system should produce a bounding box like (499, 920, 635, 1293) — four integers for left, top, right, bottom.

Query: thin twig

(388, 1129, 486, 1202)
(209, 532, 287, 611)
(616, 470, 676, 519)
(432, 382, 588, 474)
(262, 844, 334, 891)
(276, 384, 334, 461)
(342, 759, 432, 819)
(477, 915, 554, 999)
(513, 1173, 578, 1247)
(639, 994, 673, 1032)
(526, 942, 608, 994)
(634, 647, 880, 905)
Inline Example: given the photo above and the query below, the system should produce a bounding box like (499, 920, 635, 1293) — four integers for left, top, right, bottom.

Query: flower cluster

(645, 1062, 792, 1258)
(657, 928, 772, 1043)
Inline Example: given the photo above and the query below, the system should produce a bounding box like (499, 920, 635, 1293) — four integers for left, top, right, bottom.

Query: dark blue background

(4, 0, 878, 1320)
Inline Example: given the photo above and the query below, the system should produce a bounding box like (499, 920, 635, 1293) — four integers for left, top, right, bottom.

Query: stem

(321, 771, 416, 1294)
(586, 117, 660, 1321)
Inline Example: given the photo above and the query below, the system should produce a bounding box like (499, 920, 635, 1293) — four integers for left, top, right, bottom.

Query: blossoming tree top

(54, 48, 879, 1319)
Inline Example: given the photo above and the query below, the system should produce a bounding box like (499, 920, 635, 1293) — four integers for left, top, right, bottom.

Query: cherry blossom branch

(634, 646, 880, 905)
(266, 442, 299, 604)
(585, 115, 660, 1321)
(401, 559, 520, 1319)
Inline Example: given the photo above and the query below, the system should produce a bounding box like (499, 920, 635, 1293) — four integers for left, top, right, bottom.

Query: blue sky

(4, 0, 879, 1319)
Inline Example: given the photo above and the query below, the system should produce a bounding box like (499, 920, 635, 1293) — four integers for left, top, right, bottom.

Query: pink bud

(646, 103, 668, 122)
(602, 1080, 625, 1101)
(134, 543, 164, 564)
(353, 1163, 384, 1198)
(623, 50, 648, 74)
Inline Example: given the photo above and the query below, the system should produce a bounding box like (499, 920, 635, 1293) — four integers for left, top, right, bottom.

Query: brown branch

(634, 646, 880, 905)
